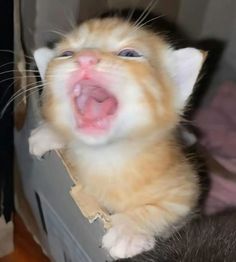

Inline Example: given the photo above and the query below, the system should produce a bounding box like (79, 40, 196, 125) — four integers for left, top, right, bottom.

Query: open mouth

(71, 80, 118, 133)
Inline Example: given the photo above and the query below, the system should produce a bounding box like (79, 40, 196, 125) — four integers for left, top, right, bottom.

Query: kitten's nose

(77, 51, 100, 67)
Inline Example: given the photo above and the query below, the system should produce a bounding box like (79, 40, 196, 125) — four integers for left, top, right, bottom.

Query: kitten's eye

(59, 51, 74, 57)
(117, 49, 142, 58)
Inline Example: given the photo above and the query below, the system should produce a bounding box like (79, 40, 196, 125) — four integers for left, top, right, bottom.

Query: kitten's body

(29, 16, 205, 259)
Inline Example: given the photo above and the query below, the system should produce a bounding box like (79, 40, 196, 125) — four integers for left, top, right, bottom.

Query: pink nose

(77, 51, 99, 67)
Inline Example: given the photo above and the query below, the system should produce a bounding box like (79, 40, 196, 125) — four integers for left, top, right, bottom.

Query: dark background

(0, 0, 14, 222)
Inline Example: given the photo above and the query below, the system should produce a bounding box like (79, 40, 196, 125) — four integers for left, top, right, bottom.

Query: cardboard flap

(57, 150, 111, 228)
(70, 185, 111, 229)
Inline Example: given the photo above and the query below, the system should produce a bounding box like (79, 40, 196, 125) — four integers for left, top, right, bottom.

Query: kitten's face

(41, 18, 203, 145)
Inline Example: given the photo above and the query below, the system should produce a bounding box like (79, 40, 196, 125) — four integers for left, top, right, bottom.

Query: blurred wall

(178, 0, 236, 98)
(20, 0, 181, 51)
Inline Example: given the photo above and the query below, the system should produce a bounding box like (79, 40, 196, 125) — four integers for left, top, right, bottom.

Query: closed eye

(117, 49, 142, 58)
(58, 50, 74, 58)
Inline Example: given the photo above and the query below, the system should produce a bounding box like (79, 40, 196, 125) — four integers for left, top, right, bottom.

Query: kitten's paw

(29, 124, 65, 158)
(102, 217, 155, 259)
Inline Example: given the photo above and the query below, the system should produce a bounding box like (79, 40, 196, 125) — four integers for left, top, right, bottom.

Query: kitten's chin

(75, 129, 114, 146)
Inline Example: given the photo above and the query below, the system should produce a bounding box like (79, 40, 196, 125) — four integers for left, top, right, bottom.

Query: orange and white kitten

(29, 17, 204, 259)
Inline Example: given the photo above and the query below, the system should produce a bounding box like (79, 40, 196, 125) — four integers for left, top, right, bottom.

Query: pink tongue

(75, 87, 117, 120)
(84, 97, 116, 120)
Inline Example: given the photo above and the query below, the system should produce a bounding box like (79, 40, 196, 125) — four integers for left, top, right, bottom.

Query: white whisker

(0, 69, 39, 75)
(133, 14, 165, 33)
(1, 84, 46, 118)
(48, 30, 67, 38)
(0, 75, 40, 84)
(134, 0, 156, 26)
(0, 49, 34, 60)
(135, 0, 158, 29)
(0, 61, 15, 69)
(14, 87, 44, 112)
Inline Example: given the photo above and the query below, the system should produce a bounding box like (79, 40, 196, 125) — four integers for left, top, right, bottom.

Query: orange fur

(38, 17, 203, 258)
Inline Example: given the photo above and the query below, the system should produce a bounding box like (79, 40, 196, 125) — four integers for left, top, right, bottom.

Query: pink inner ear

(75, 85, 117, 121)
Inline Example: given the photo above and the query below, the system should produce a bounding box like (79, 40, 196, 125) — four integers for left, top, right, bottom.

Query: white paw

(102, 218, 155, 259)
(29, 123, 65, 158)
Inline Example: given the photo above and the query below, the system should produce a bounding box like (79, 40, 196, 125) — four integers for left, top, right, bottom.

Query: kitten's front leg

(102, 203, 190, 259)
(102, 212, 155, 259)
(29, 122, 65, 158)
(102, 211, 155, 259)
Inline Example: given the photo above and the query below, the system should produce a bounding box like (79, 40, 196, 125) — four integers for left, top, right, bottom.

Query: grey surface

(177, 0, 236, 104)
(15, 93, 109, 262)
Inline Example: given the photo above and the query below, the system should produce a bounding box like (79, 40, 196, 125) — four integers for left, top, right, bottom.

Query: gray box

(15, 93, 109, 261)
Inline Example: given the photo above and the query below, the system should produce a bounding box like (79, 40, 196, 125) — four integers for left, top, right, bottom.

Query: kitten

(29, 16, 205, 259)
(120, 210, 236, 262)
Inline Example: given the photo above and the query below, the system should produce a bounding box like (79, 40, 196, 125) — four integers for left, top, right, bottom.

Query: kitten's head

(35, 18, 205, 146)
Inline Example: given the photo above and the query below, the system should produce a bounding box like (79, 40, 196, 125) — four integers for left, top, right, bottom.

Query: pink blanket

(194, 81, 236, 214)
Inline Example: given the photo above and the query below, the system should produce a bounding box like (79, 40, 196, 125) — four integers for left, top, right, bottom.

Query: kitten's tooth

(95, 119, 103, 128)
(76, 94, 87, 114)
(102, 119, 109, 129)
(96, 119, 102, 128)
(95, 118, 108, 129)
(77, 117, 83, 125)
(73, 84, 81, 96)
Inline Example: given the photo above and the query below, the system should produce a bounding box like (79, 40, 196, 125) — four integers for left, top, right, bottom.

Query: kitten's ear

(167, 47, 206, 110)
(34, 47, 55, 79)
